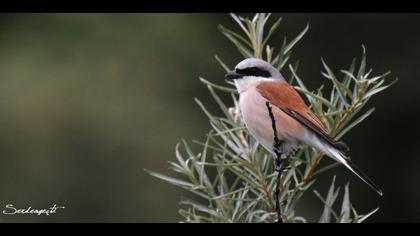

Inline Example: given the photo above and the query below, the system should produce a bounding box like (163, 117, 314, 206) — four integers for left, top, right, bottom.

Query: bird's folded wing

(256, 81, 349, 155)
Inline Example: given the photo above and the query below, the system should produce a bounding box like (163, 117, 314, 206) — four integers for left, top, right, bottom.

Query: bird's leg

(265, 101, 286, 223)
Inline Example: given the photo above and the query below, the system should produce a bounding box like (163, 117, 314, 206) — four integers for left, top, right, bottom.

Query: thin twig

(303, 152, 324, 181)
(265, 102, 286, 223)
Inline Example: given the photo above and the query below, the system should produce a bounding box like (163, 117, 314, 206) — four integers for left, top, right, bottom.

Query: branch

(265, 101, 286, 223)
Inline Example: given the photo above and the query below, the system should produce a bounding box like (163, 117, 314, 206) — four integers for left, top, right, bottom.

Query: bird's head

(226, 58, 285, 93)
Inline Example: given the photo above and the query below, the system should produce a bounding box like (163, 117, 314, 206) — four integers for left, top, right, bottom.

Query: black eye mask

(236, 67, 271, 78)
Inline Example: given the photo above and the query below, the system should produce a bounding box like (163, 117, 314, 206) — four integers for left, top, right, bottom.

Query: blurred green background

(0, 13, 418, 222)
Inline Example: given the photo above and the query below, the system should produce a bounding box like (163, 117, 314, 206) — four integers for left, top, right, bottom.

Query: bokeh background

(0, 13, 418, 222)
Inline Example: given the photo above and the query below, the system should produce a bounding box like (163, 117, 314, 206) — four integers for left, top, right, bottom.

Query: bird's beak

(225, 70, 242, 80)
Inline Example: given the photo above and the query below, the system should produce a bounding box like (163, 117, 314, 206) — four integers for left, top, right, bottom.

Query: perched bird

(225, 58, 382, 196)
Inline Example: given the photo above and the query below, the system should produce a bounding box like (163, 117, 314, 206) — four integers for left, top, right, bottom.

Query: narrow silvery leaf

(284, 24, 309, 54)
(175, 143, 187, 169)
(294, 87, 336, 110)
(181, 139, 195, 158)
(168, 161, 184, 173)
(207, 85, 231, 118)
(146, 170, 195, 189)
(287, 60, 300, 84)
(343, 58, 357, 88)
(339, 183, 351, 223)
(289, 65, 310, 96)
(322, 58, 350, 107)
(341, 70, 358, 83)
(357, 45, 367, 80)
(336, 107, 375, 140)
(312, 162, 341, 178)
(232, 188, 249, 221)
(218, 25, 252, 48)
(181, 199, 220, 217)
(223, 33, 254, 58)
(273, 37, 288, 68)
(195, 98, 216, 121)
(314, 190, 330, 223)
(358, 207, 379, 223)
(362, 78, 397, 100)
(293, 216, 307, 223)
(316, 176, 340, 223)
(266, 46, 272, 62)
(256, 13, 266, 47)
(198, 136, 211, 187)
(278, 53, 291, 71)
(214, 56, 231, 73)
(238, 46, 255, 58)
(263, 17, 282, 46)
(367, 71, 391, 84)
(229, 13, 252, 40)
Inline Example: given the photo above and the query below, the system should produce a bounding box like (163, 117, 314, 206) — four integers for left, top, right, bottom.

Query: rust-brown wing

(256, 81, 349, 155)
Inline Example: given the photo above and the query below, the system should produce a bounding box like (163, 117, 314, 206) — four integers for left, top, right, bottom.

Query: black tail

(345, 158, 383, 196)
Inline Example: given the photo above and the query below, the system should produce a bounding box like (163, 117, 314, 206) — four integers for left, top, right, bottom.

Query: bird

(225, 58, 383, 196)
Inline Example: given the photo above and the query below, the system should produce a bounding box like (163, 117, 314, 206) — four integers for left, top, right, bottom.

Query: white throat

(234, 76, 276, 93)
